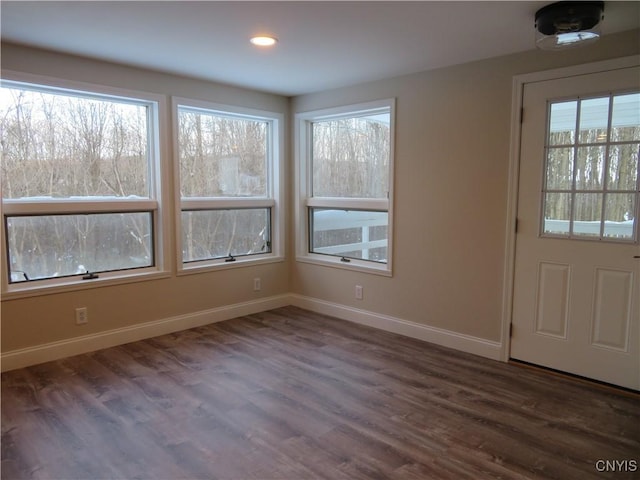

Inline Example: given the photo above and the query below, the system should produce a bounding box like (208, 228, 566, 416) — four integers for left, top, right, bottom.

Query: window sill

(2, 269, 172, 301)
(178, 255, 285, 276)
(296, 254, 392, 277)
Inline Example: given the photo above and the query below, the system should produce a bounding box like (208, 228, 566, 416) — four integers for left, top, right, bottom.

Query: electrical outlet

(254, 277, 261, 291)
(355, 285, 363, 300)
(75, 307, 88, 325)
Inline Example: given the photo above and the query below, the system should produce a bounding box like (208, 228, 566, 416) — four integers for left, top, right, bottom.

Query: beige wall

(2, 28, 639, 357)
(290, 29, 640, 342)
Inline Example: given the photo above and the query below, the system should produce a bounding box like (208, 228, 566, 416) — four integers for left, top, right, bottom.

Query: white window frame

(0, 71, 171, 299)
(295, 99, 395, 275)
(173, 97, 284, 274)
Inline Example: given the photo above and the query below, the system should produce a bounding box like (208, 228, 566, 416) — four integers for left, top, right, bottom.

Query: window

(542, 92, 639, 241)
(1, 78, 165, 291)
(297, 99, 394, 274)
(175, 99, 282, 270)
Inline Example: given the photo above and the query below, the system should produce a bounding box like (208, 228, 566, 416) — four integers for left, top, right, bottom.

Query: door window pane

(611, 93, 640, 142)
(575, 146, 605, 190)
(578, 97, 609, 144)
(572, 193, 603, 238)
(6, 212, 153, 283)
(604, 194, 635, 239)
(548, 101, 577, 145)
(607, 144, 639, 191)
(545, 148, 574, 190)
(543, 193, 572, 235)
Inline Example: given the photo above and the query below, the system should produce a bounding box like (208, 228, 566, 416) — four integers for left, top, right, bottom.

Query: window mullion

(599, 94, 615, 240)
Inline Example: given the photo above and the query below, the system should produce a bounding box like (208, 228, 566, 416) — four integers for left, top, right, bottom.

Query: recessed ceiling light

(250, 35, 278, 47)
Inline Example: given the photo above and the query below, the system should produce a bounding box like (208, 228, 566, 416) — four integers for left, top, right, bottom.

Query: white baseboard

(1, 294, 290, 372)
(289, 294, 503, 361)
(2, 293, 502, 371)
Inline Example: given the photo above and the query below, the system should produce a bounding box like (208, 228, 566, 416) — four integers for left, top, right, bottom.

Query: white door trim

(501, 55, 640, 362)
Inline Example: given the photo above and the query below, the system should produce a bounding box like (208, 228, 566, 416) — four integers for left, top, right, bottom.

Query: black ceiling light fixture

(535, 1, 605, 50)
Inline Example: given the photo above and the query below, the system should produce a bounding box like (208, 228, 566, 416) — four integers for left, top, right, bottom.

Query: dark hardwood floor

(2, 306, 639, 479)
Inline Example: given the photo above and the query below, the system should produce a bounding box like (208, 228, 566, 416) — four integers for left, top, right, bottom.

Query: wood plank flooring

(2, 306, 639, 479)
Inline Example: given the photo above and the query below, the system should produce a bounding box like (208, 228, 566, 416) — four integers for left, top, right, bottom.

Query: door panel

(534, 262, 570, 339)
(511, 65, 640, 390)
(591, 268, 633, 351)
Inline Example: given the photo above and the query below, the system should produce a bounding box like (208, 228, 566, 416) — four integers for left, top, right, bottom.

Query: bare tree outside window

(312, 115, 390, 199)
(178, 109, 267, 198)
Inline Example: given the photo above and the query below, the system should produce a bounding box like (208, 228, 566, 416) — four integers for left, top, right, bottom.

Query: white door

(511, 65, 640, 390)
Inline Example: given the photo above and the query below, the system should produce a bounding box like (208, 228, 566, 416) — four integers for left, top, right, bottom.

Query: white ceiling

(2, 1, 639, 96)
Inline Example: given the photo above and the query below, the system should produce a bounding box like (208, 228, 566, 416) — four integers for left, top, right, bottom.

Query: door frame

(500, 55, 640, 362)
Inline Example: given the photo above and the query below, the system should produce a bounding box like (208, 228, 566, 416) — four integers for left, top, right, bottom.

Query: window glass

(575, 146, 605, 190)
(178, 108, 267, 197)
(6, 212, 153, 283)
(607, 144, 639, 191)
(312, 113, 390, 198)
(182, 208, 271, 263)
(572, 193, 603, 237)
(611, 93, 640, 142)
(578, 97, 609, 143)
(543, 193, 572, 236)
(548, 100, 577, 145)
(542, 92, 639, 242)
(310, 208, 387, 263)
(1, 87, 149, 199)
(545, 147, 574, 190)
(603, 194, 635, 239)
